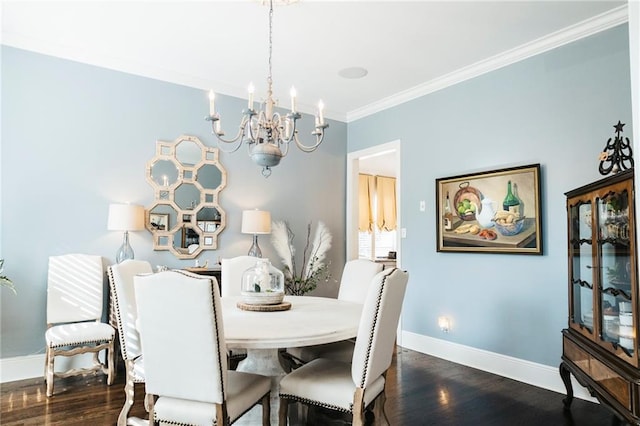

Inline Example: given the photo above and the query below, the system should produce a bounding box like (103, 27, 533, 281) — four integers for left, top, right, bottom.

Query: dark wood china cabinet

(561, 169, 639, 424)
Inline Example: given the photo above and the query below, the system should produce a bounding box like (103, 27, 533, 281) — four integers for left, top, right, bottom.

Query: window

(358, 173, 397, 259)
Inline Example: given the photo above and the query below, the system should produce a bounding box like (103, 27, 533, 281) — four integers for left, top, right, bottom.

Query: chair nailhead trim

(358, 268, 396, 388)
(48, 338, 113, 348)
(154, 415, 207, 426)
(107, 266, 131, 361)
(279, 393, 352, 414)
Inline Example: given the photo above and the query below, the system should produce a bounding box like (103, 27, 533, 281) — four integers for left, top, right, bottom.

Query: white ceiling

(1, 1, 628, 122)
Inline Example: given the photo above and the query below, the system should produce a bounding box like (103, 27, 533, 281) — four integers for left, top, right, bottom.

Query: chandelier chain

(267, 0, 274, 99)
(205, 0, 328, 177)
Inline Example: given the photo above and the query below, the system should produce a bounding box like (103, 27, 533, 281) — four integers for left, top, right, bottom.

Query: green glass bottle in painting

(503, 180, 521, 218)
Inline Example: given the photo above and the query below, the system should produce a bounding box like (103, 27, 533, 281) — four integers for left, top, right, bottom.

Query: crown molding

(346, 4, 629, 123)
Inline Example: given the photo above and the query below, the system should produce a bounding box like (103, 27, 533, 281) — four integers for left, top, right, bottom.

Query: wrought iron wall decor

(599, 120, 633, 175)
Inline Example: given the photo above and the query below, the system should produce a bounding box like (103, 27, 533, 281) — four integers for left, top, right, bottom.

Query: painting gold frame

(436, 164, 542, 254)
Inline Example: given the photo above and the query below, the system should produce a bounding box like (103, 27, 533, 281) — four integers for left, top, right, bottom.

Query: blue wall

(0, 24, 634, 369)
(349, 25, 633, 366)
(0, 46, 347, 358)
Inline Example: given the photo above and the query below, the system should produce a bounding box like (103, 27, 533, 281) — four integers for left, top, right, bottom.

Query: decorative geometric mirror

(145, 135, 226, 259)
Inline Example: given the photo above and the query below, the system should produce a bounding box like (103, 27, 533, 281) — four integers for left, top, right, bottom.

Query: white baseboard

(0, 352, 103, 383)
(399, 330, 598, 403)
(0, 331, 599, 403)
(1, 354, 45, 383)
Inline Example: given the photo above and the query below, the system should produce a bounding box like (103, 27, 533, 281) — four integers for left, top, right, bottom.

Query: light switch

(401, 228, 407, 238)
(419, 200, 426, 212)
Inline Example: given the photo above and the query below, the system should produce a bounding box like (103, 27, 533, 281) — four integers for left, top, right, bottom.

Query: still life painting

(436, 164, 542, 254)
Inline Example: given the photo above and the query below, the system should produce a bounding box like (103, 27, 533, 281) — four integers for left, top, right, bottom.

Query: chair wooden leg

(106, 341, 115, 385)
(148, 395, 158, 426)
(261, 393, 270, 426)
(278, 398, 289, 426)
(373, 390, 390, 426)
(353, 387, 365, 426)
(117, 362, 135, 426)
(45, 346, 54, 397)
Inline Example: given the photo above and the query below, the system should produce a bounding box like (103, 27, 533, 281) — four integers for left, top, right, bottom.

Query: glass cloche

(241, 258, 284, 305)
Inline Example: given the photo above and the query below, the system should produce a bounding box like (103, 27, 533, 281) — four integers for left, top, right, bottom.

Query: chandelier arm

(282, 114, 298, 143)
(209, 115, 250, 145)
(202, 0, 328, 177)
(293, 130, 326, 153)
(215, 136, 245, 154)
(280, 140, 290, 158)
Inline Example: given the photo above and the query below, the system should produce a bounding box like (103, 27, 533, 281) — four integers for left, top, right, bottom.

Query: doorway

(346, 140, 401, 267)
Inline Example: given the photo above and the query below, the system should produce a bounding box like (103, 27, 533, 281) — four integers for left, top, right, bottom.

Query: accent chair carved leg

(559, 362, 574, 408)
(117, 362, 135, 426)
(45, 346, 54, 397)
(106, 341, 115, 385)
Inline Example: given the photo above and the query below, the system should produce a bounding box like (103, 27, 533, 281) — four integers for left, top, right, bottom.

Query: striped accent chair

(44, 254, 115, 397)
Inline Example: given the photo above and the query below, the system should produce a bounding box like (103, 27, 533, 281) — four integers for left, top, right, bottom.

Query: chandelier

(205, 0, 328, 177)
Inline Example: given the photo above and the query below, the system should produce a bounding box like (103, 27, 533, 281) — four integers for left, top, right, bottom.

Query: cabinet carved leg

(559, 362, 574, 408)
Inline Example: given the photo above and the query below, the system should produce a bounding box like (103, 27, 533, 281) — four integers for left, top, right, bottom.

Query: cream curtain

(376, 176, 397, 231)
(358, 174, 376, 232)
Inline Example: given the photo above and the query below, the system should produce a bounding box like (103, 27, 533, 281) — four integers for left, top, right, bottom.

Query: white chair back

(107, 259, 153, 361)
(134, 270, 227, 404)
(221, 255, 259, 297)
(351, 268, 408, 389)
(337, 259, 384, 304)
(46, 254, 104, 324)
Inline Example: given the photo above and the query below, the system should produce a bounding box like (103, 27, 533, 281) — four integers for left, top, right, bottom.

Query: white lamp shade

(241, 210, 271, 234)
(108, 204, 145, 231)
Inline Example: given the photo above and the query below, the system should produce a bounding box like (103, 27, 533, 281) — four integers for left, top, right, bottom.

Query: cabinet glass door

(569, 200, 594, 333)
(597, 188, 633, 354)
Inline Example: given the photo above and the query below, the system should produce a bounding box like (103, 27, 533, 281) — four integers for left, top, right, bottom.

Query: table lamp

(241, 209, 271, 257)
(108, 203, 145, 263)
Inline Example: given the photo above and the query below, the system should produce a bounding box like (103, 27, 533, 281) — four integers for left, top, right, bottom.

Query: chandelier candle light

(205, 0, 328, 177)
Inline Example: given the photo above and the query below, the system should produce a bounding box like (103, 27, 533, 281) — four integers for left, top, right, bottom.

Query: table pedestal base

(234, 348, 287, 425)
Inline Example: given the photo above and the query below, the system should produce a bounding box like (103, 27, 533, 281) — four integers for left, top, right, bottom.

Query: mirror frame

(145, 135, 227, 259)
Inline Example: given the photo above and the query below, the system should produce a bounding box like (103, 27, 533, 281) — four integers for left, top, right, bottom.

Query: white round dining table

(221, 295, 363, 425)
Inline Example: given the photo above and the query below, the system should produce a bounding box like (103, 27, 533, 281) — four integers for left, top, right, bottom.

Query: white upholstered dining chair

(134, 270, 271, 426)
(221, 255, 258, 297)
(44, 254, 115, 397)
(285, 259, 384, 365)
(221, 255, 259, 365)
(278, 268, 408, 426)
(107, 259, 153, 426)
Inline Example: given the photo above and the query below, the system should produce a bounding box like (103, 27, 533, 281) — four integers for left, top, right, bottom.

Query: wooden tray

(236, 301, 291, 312)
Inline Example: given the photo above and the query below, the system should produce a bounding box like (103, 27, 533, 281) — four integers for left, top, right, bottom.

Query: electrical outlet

(419, 200, 426, 211)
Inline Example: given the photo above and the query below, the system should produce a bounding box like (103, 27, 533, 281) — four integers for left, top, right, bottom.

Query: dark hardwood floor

(1, 347, 620, 425)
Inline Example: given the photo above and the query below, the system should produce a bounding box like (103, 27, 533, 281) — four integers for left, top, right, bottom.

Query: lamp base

(248, 234, 262, 258)
(116, 231, 135, 263)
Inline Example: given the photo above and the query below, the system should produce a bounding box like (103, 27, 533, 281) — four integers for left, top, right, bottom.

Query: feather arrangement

(0, 259, 15, 295)
(270, 220, 332, 295)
